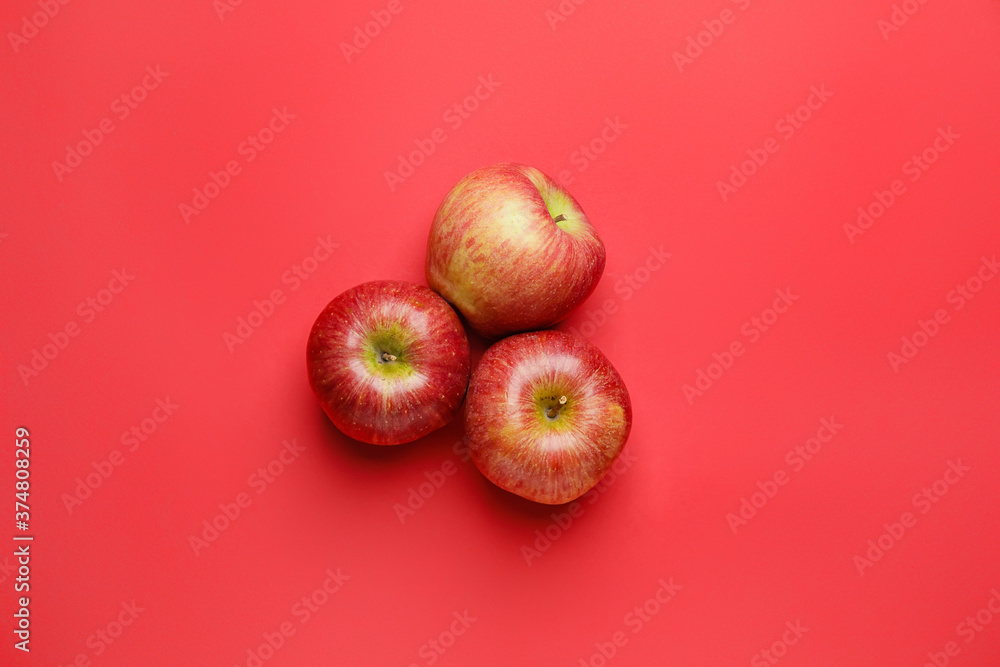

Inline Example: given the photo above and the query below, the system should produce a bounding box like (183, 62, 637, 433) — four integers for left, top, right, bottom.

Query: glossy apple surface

(307, 280, 470, 445)
(465, 330, 631, 504)
(426, 163, 606, 338)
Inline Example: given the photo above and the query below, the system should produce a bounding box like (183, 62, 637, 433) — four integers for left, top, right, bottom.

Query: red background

(3, 0, 999, 665)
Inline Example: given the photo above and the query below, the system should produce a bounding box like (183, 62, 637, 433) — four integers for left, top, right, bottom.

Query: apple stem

(545, 396, 568, 419)
(381, 352, 397, 362)
(553, 214, 567, 223)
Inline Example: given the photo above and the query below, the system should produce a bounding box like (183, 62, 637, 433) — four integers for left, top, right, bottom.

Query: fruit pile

(307, 163, 632, 505)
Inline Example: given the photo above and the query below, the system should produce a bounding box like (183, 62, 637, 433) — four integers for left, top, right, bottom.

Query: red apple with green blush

(426, 163, 606, 338)
(465, 330, 631, 504)
(307, 280, 470, 445)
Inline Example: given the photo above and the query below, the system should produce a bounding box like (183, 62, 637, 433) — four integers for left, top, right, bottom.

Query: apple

(426, 163, 606, 338)
(307, 280, 470, 445)
(465, 330, 631, 504)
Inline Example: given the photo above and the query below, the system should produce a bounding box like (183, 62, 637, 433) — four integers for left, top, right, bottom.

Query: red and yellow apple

(464, 330, 631, 504)
(426, 163, 606, 338)
(306, 280, 470, 445)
